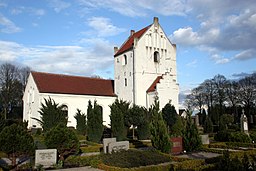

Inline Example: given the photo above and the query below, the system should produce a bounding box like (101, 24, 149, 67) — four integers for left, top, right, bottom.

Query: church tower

(114, 17, 179, 111)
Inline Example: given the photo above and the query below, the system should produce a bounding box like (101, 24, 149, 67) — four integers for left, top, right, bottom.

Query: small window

(61, 105, 68, 119)
(122, 55, 127, 65)
(154, 51, 160, 62)
(125, 78, 127, 86)
(117, 58, 119, 63)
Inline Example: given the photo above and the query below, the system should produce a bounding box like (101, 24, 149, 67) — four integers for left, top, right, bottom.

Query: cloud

(211, 54, 230, 64)
(86, 17, 126, 37)
(186, 59, 197, 68)
(233, 49, 256, 61)
(232, 72, 252, 79)
(11, 7, 45, 16)
(0, 40, 114, 77)
(48, 0, 71, 13)
(78, 0, 190, 17)
(0, 13, 21, 33)
(170, 1, 256, 64)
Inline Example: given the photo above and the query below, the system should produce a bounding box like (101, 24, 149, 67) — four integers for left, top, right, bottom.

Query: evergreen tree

(0, 124, 35, 167)
(109, 99, 129, 141)
(45, 123, 79, 163)
(201, 109, 207, 125)
(171, 115, 184, 137)
(128, 105, 145, 139)
(150, 98, 171, 153)
(162, 103, 177, 133)
(137, 107, 151, 140)
(74, 109, 86, 135)
(87, 100, 103, 142)
(204, 115, 213, 133)
(183, 111, 202, 152)
(32, 98, 67, 132)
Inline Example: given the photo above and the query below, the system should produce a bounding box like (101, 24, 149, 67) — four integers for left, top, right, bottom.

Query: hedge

(80, 145, 102, 153)
(64, 155, 101, 168)
(98, 162, 172, 171)
(170, 159, 205, 170)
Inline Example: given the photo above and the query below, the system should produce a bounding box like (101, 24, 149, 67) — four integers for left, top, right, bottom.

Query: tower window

(122, 54, 127, 65)
(154, 51, 160, 62)
(125, 78, 127, 86)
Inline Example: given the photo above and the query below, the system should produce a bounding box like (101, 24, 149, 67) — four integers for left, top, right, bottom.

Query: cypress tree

(150, 99, 171, 153)
(183, 111, 202, 152)
(109, 99, 129, 141)
(74, 109, 87, 135)
(87, 100, 103, 142)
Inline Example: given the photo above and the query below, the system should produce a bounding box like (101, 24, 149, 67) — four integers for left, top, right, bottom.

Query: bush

(170, 159, 205, 170)
(250, 131, 256, 142)
(100, 149, 171, 168)
(45, 123, 80, 162)
(214, 130, 231, 142)
(229, 132, 251, 143)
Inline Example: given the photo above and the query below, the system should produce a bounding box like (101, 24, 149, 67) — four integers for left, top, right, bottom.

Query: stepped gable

(32, 71, 116, 97)
(146, 76, 163, 93)
(114, 25, 151, 57)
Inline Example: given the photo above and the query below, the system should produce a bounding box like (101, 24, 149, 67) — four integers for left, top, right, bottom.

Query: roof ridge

(32, 71, 113, 81)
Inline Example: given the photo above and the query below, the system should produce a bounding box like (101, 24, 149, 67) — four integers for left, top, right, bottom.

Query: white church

(23, 17, 179, 129)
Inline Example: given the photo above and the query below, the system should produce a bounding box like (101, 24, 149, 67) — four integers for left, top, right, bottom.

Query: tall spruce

(183, 111, 202, 152)
(150, 98, 171, 153)
(74, 109, 87, 135)
(204, 115, 213, 133)
(87, 100, 103, 142)
(109, 99, 129, 141)
(162, 103, 178, 133)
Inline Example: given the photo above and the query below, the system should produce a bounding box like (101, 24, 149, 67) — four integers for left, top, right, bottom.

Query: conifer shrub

(45, 123, 80, 162)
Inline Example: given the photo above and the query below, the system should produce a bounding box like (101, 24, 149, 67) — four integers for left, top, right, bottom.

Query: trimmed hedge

(170, 159, 205, 170)
(80, 145, 102, 153)
(98, 162, 172, 171)
(64, 155, 101, 168)
(100, 149, 171, 168)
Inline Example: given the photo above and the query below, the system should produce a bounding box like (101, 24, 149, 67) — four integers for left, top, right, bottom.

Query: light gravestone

(240, 109, 249, 135)
(108, 141, 129, 154)
(200, 134, 210, 145)
(103, 138, 116, 153)
(35, 149, 57, 168)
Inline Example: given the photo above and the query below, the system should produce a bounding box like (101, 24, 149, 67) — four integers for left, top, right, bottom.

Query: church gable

(114, 25, 151, 57)
(32, 72, 116, 97)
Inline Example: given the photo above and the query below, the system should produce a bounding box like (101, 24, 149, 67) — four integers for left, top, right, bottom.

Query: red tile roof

(146, 76, 162, 93)
(114, 25, 151, 57)
(32, 72, 116, 97)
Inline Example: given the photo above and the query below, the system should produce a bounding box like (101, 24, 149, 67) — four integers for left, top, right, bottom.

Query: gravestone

(35, 149, 57, 168)
(170, 137, 183, 154)
(240, 109, 249, 135)
(108, 141, 129, 154)
(103, 138, 116, 154)
(200, 134, 210, 145)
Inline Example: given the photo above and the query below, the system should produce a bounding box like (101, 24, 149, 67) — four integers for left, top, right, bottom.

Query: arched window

(61, 105, 68, 119)
(122, 54, 127, 65)
(154, 51, 160, 63)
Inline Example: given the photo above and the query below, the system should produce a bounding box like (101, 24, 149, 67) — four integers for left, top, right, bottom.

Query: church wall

(23, 73, 42, 128)
(35, 93, 116, 128)
(114, 50, 134, 103)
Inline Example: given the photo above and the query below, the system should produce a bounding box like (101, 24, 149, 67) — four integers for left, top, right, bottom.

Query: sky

(0, 0, 256, 105)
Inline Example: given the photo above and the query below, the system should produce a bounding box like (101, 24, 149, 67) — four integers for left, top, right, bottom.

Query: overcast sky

(0, 0, 256, 105)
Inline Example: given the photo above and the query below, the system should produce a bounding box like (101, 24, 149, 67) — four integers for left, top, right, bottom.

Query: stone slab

(108, 141, 129, 154)
(200, 134, 210, 145)
(103, 138, 116, 154)
(35, 149, 57, 168)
